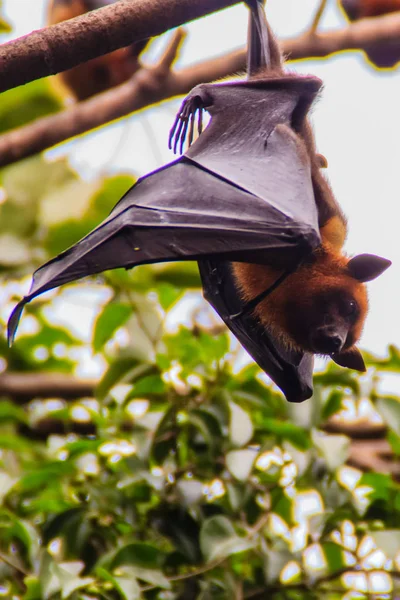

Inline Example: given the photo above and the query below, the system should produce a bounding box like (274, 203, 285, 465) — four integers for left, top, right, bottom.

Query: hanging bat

(48, 0, 150, 100)
(339, 0, 400, 67)
(8, 0, 390, 403)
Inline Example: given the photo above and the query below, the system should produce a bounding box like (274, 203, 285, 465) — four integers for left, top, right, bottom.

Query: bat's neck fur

(232, 239, 368, 355)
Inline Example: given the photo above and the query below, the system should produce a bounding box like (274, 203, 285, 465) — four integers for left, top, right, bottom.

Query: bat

(339, 0, 400, 67)
(48, 0, 150, 100)
(8, 0, 390, 403)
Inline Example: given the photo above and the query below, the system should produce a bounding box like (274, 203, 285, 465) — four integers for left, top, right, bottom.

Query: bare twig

(309, 0, 328, 34)
(0, 372, 95, 404)
(0, 0, 240, 94)
(284, 12, 400, 60)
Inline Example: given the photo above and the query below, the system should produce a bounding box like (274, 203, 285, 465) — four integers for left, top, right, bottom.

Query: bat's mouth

(309, 326, 346, 355)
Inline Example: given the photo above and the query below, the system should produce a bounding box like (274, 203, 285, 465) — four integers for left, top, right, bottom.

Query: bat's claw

(168, 85, 211, 154)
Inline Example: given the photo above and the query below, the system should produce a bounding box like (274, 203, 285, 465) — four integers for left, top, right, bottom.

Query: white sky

(2, 1, 400, 382)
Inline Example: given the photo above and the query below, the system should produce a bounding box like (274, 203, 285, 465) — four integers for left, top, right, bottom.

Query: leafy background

(1, 2, 400, 599)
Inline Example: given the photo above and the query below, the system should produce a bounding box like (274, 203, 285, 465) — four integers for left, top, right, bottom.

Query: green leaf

(57, 562, 94, 600)
(18, 462, 75, 492)
(364, 345, 400, 372)
(370, 530, 400, 559)
(359, 472, 394, 502)
(321, 390, 344, 422)
(376, 396, 400, 436)
(151, 262, 201, 288)
(177, 479, 204, 505)
(39, 552, 60, 600)
(387, 430, 400, 455)
(262, 418, 310, 450)
(22, 576, 41, 600)
(110, 543, 165, 570)
(271, 488, 293, 525)
(8, 518, 40, 566)
(323, 542, 347, 574)
(0, 80, 61, 135)
(0, 400, 28, 424)
(128, 374, 166, 398)
(226, 449, 256, 482)
(263, 548, 291, 583)
(0, 16, 11, 33)
(312, 430, 350, 471)
(200, 516, 253, 562)
(229, 401, 253, 447)
(188, 409, 222, 451)
(125, 566, 170, 589)
(96, 359, 152, 400)
(157, 283, 182, 310)
(97, 567, 140, 600)
(93, 303, 132, 352)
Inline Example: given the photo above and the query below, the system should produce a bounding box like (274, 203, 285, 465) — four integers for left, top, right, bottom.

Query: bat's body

(8, 1, 390, 402)
(231, 15, 367, 366)
(48, 0, 149, 100)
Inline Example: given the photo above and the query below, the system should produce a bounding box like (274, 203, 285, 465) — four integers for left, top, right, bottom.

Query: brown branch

(348, 438, 400, 476)
(0, 0, 240, 94)
(323, 417, 386, 439)
(0, 371, 95, 404)
(309, 0, 328, 34)
(283, 12, 400, 61)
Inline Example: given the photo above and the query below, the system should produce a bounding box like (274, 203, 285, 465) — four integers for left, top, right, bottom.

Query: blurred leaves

(0, 80, 61, 135)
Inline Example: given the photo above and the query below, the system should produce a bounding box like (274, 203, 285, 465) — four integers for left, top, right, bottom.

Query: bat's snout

(310, 326, 346, 355)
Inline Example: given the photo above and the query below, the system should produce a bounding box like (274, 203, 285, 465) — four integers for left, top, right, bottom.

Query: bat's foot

(168, 85, 212, 154)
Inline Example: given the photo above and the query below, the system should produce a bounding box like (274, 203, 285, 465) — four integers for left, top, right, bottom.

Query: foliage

(0, 25, 400, 600)
(1, 247, 400, 598)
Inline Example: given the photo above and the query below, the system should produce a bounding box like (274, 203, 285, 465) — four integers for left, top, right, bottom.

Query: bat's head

(233, 250, 391, 373)
(277, 251, 391, 370)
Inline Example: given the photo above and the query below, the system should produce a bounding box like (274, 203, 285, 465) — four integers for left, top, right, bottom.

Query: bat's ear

(316, 153, 328, 168)
(332, 346, 366, 372)
(348, 254, 391, 282)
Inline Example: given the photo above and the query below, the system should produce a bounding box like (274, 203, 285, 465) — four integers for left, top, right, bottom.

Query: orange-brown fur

(48, 0, 148, 100)
(232, 245, 368, 354)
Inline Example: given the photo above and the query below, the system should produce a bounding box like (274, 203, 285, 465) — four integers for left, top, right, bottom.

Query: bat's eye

(343, 300, 358, 318)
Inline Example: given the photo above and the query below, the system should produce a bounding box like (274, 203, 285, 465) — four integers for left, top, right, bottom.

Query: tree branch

(348, 438, 400, 476)
(0, 0, 240, 94)
(283, 12, 400, 61)
(0, 371, 95, 404)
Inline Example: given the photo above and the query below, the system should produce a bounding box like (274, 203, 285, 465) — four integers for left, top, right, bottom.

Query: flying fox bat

(48, 0, 150, 100)
(8, 0, 390, 403)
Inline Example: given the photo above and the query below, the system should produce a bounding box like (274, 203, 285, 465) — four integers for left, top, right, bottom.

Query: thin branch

(0, 372, 95, 404)
(0, 0, 240, 94)
(309, 0, 328, 34)
(348, 438, 400, 476)
(283, 12, 400, 60)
